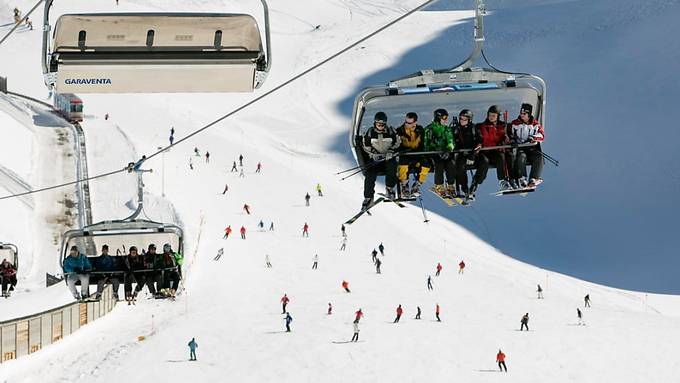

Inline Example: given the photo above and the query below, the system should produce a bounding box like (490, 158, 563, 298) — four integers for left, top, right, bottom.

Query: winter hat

(129, 246, 138, 252)
(101, 244, 109, 250)
(163, 243, 172, 252)
(434, 108, 449, 122)
(487, 105, 501, 115)
(520, 103, 533, 116)
(70, 245, 79, 252)
(148, 243, 156, 250)
(374, 111, 387, 124)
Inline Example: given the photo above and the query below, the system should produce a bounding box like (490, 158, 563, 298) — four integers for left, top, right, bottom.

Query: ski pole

(417, 195, 430, 223)
(541, 151, 559, 166)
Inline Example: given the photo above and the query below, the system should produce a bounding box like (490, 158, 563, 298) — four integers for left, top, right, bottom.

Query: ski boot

(466, 182, 478, 203)
(410, 181, 422, 196)
(385, 186, 397, 200)
(434, 184, 447, 197)
(399, 180, 410, 199)
(361, 197, 374, 211)
(518, 177, 528, 188)
(510, 179, 520, 190)
(528, 178, 543, 187)
(499, 179, 512, 191)
(446, 184, 457, 198)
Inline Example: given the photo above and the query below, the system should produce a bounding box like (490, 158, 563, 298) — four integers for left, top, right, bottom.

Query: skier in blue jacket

(188, 338, 198, 361)
(284, 312, 293, 332)
(63, 245, 92, 300)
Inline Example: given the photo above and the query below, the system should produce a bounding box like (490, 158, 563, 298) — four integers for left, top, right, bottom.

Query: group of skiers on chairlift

(360, 103, 545, 210)
(62, 243, 183, 302)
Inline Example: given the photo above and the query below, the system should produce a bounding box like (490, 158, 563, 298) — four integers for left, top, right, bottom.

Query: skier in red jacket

(223, 225, 232, 239)
(302, 223, 309, 237)
(476, 105, 512, 191)
(342, 280, 350, 293)
(354, 308, 363, 323)
(509, 103, 545, 188)
(393, 304, 403, 323)
(496, 349, 507, 372)
(240, 226, 246, 239)
(280, 294, 290, 313)
(458, 260, 465, 274)
(435, 262, 442, 276)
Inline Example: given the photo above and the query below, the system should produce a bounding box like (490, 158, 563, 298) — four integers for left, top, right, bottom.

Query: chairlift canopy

(43, 0, 272, 93)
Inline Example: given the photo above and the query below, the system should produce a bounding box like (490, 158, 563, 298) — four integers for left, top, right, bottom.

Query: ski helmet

(487, 105, 502, 116)
(458, 109, 473, 123)
(433, 108, 449, 123)
(129, 246, 138, 253)
(163, 243, 172, 252)
(520, 103, 533, 116)
(374, 111, 387, 124)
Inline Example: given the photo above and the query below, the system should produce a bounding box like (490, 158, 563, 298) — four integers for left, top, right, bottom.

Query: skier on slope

(371, 249, 378, 264)
(458, 260, 466, 274)
(327, 302, 333, 315)
(239, 154, 244, 166)
(341, 224, 346, 237)
(584, 294, 591, 307)
(496, 349, 507, 372)
(354, 308, 363, 323)
(280, 294, 290, 313)
(240, 226, 246, 239)
(222, 184, 229, 194)
(351, 321, 360, 342)
(520, 313, 530, 331)
(427, 275, 433, 291)
(342, 280, 351, 293)
(265, 254, 272, 268)
(305, 193, 311, 207)
(509, 103, 545, 188)
(316, 183, 323, 196)
(205, 151, 210, 163)
(375, 257, 382, 274)
(302, 223, 310, 237)
(537, 284, 544, 299)
(577, 308, 584, 325)
(435, 304, 441, 322)
(256, 162, 262, 173)
(243, 204, 251, 215)
(312, 254, 319, 269)
(360, 111, 401, 210)
(231, 161, 238, 172)
(415, 306, 421, 320)
(339, 237, 347, 251)
(435, 262, 442, 276)
(223, 225, 232, 239)
(424, 108, 456, 197)
(378, 242, 385, 256)
(284, 312, 293, 332)
(188, 338, 198, 361)
(393, 304, 403, 323)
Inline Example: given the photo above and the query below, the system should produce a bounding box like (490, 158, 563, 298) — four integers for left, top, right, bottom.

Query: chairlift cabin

(60, 219, 183, 283)
(0, 243, 19, 271)
(42, 0, 272, 93)
(349, 0, 546, 174)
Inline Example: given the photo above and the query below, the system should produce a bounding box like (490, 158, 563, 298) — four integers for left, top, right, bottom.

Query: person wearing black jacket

(360, 111, 401, 210)
(453, 109, 484, 200)
(123, 246, 146, 300)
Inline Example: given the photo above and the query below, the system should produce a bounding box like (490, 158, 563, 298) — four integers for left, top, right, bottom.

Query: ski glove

(385, 151, 395, 161)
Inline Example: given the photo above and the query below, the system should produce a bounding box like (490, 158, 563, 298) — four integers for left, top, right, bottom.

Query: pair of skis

(344, 193, 410, 225)
(428, 187, 469, 207)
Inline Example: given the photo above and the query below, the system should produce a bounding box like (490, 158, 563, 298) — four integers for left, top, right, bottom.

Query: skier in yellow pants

(396, 112, 430, 197)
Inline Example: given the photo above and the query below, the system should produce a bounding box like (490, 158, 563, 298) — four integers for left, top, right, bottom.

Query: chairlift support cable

(0, 0, 440, 202)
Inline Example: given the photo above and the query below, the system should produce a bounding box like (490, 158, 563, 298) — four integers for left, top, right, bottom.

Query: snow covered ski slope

(1, 0, 680, 382)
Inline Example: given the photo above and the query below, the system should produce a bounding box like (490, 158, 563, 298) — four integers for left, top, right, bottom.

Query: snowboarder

(327, 302, 333, 315)
(265, 254, 272, 268)
(302, 223, 309, 237)
(205, 151, 210, 163)
(435, 304, 441, 322)
(415, 306, 421, 320)
(520, 313, 529, 331)
(339, 237, 347, 251)
(240, 226, 246, 239)
(371, 249, 378, 264)
(305, 193, 311, 206)
(188, 338, 198, 361)
(396, 112, 429, 198)
(375, 257, 382, 274)
(354, 308, 363, 323)
(256, 162, 262, 173)
(316, 183, 323, 196)
(537, 284, 543, 299)
(496, 349, 507, 372)
(458, 260, 466, 274)
(223, 225, 232, 239)
(280, 294, 290, 313)
(341, 224, 346, 237)
(584, 294, 591, 307)
(360, 111, 401, 209)
(243, 204, 251, 215)
(312, 254, 319, 269)
(427, 275, 433, 291)
(378, 242, 385, 256)
(577, 308, 584, 325)
(239, 154, 244, 166)
(284, 312, 293, 332)
(342, 280, 350, 293)
(424, 108, 456, 197)
(351, 322, 360, 342)
(509, 103, 545, 188)
(435, 262, 442, 276)
(393, 304, 403, 323)
(222, 184, 229, 194)
(477, 105, 512, 191)
(231, 161, 238, 172)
